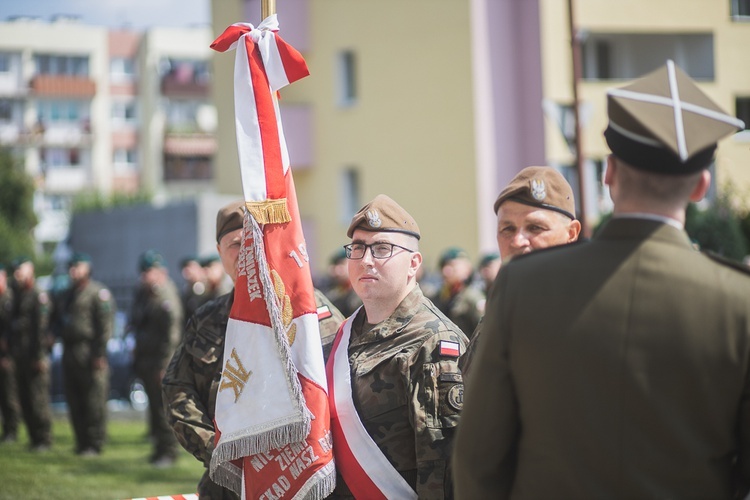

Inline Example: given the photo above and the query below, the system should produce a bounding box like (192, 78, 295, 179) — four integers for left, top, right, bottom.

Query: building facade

(0, 16, 216, 249)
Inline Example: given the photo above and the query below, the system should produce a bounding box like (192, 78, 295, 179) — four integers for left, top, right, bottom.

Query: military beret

(329, 247, 348, 265)
(0, 263, 5, 271)
(604, 60, 744, 174)
(439, 247, 470, 268)
(494, 166, 576, 219)
(347, 194, 420, 240)
(479, 252, 500, 268)
(12, 256, 32, 268)
(200, 254, 221, 266)
(69, 252, 92, 266)
(139, 250, 165, 272)
(216, 200, 245, 243)
(180, 254, 200, 268)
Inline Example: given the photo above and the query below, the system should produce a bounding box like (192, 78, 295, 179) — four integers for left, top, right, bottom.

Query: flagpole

(262, 0, 276, 19)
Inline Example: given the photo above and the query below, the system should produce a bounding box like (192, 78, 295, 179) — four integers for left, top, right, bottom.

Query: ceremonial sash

(210, 15, 335, 500)
(326, 313, 418, 499)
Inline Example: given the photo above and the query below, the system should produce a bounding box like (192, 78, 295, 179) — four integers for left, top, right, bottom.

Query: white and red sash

(326, 313, 418, 500)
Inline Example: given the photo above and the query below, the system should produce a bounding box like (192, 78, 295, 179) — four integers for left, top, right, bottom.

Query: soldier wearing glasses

(327, 194, 469, 499)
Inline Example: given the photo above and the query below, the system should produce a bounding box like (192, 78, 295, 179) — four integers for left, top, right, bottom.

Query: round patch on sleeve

(447, 384, 464, 411)
(98, 289, 111, 301)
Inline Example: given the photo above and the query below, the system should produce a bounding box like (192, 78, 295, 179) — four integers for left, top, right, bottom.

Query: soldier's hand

(0, 356, 10, 371)
(32, 358, 49, 374)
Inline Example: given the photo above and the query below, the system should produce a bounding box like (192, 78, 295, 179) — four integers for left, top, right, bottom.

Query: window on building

(44, 147, 81, 168)
(112, 100, 137, 123)
(731, 0, 750, 17)
(114, 148, 138, 170)
(110, 57, 136, 82)
(582, 33, 714, 80)
(340, 167, 360, 223)
(0, 100, 12, 121)
(38, 100, 86, 124)
(34, 54, 89, 76)
(737, 97, 750, 130)
(0, 53, 10, 73)
(337, 51, 357, 106)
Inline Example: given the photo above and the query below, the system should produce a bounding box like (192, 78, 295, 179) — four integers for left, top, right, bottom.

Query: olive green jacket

(454, 218, 750, 499)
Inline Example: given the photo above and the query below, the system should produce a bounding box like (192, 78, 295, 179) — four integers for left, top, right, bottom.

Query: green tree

(685, 194, 748, 262)
(0, 148, 37, 266)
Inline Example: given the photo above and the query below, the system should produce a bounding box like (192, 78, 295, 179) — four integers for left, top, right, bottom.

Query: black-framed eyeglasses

(343, 242, 415, 260)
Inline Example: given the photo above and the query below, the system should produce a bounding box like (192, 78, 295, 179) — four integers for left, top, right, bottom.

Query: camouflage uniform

(323, 283, 362, 319)
(332, 286, 468, 499)
(430, 284, 485, 340)
(10, 284, 52, 449)
(181, 281, 209, 326)
(58, 279, 116, 453)
(130, 279, 183, 461)
(163, 289, 343, 499)
(0, 284, 20, 441)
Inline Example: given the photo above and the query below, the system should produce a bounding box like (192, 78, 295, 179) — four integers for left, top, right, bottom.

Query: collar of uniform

(595, 217, 693, 249)
(350, 285, 424, 346)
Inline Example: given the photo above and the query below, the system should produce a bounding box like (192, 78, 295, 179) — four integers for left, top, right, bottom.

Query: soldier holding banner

(327, 194, 469, 498)
(163, 200, 344, 499)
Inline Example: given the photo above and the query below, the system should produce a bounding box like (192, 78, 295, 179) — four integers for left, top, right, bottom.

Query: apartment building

(209, 0, 750, 275)
(0, 16, 216, 248)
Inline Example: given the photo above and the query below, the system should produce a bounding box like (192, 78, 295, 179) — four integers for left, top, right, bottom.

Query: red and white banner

(210, 15, 335, 500)
(326, 315, 418, 499)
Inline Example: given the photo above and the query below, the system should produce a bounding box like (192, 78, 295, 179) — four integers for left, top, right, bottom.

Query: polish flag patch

(439, 340, 460, 358)
(317, 305, 332, 320)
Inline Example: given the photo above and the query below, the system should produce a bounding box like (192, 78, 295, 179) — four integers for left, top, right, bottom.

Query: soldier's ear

(688, 170, 711, 203)
(568, 219, 582, 242)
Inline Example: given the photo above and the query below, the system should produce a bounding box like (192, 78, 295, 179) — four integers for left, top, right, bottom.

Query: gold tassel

(245, 198, 291, 225)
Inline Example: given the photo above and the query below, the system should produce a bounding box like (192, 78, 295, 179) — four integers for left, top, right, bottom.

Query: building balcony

(161, 75, 209, 98)
(43, 166, 89, 193)
(30, 75, 96, 97)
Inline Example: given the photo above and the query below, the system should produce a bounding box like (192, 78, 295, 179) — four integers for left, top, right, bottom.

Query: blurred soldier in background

(129, 250, 183, 467)
(475, 252, 501, 296)
(58, 252, 116, 456)
(163, 200, 344, 499)
(10, 257, 52, 451)
(320, 247, 362, 318)
(0, 263, 20, 443)
(179, 255, 208, 325)
(430, 247, 485, 339)
(200, 254, 233, 302)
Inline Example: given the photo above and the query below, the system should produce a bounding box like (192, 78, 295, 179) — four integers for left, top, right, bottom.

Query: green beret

(494, 166, 576, 220)
(139, 250, 165, 272)
(604, 60, 744, 174)
(439, 247, 470, 268)
(69, 252, 92, 266)
(329, 247, 348, 265)
(479, 252, 500, 268)
(180, 254, 200, 268)
(12, 256, 32, 268)
(216, 200, 245, 243)
(347, 194, 420, 240)
(200, 254, 221, 266)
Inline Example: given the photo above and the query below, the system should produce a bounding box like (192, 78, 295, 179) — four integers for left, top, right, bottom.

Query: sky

(0, 0, 210, 30)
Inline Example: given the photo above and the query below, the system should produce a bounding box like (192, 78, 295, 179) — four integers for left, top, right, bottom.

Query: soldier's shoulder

(186, 293, 232, 343)
(703, 251, 750, 279)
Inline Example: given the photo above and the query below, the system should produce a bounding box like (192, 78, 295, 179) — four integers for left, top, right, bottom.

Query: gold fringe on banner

(245, 198, 291, 225)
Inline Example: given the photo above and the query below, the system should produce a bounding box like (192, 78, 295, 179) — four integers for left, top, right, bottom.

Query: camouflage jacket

(162, 289, 344, 468)
(130, 279, 183, 370)
(58, 280, 115, 360)
(10, 285, 50, 362)
(334, 286, 468, 499)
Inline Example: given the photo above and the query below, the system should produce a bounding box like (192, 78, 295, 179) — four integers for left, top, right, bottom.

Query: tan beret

(494, 166, 576, 219)
(216, 200, 245, 243)
(604, 60, 744, 174)
(347, 194, 420, 240)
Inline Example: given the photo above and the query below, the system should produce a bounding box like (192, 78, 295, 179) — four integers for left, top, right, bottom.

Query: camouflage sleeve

(91, 286, 115, 359)
(34, 291, 51, 360)
(409, 328, 467, 499)
(162, 317, 220, 466)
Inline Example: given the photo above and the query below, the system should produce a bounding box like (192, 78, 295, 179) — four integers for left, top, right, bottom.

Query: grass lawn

(0, 411, 205, 500)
